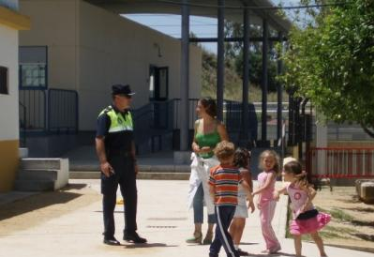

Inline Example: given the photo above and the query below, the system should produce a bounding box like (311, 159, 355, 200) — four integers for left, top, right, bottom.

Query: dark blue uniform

(96, 105, 137, 240)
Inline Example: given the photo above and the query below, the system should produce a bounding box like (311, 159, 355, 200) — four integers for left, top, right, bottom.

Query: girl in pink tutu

(274, 160, 330, 257)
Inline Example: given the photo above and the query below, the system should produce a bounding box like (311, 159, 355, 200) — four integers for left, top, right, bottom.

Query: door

(149, 66, 169, 128)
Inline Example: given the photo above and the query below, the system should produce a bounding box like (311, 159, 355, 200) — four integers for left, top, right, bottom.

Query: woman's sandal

(202, 232, 213, 244)
(186, 232, 203, 244)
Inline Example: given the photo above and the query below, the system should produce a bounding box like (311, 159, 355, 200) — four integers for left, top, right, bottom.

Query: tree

(224, 21, 279, 92)
(280, 0, 374, 137)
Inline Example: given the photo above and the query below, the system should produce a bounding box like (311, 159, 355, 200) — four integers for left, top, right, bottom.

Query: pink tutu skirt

(289, 212, 331, 235)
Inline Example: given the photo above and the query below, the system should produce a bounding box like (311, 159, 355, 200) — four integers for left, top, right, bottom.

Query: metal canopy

(84, 0, 292, 33)
(83, 0, 292, 150)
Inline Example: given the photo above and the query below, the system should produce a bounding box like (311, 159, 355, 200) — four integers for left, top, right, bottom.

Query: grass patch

(286, 206, 357, 241)
(316, 207, 353, 222)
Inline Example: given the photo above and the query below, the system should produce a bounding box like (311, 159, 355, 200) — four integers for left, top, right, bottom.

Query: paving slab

(0, 179, 372, 257)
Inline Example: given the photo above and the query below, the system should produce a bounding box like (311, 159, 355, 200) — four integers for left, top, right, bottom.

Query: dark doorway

(149, 65, 168, 101)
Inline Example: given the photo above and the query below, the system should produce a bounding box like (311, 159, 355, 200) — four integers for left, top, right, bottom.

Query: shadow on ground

(0, 191, 82, 221)
(124, 243, 178, 249)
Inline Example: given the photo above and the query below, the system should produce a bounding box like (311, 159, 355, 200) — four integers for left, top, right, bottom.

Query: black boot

(123, 232, 147, 244)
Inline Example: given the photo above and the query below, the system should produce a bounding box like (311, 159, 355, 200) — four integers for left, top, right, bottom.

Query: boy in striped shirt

(209, 141, 243, 257)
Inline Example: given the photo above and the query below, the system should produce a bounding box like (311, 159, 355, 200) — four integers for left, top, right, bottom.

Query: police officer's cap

(112, 84, 135, 96)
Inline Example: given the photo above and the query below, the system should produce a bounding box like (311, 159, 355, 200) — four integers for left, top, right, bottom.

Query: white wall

(0, 24, 19, 141)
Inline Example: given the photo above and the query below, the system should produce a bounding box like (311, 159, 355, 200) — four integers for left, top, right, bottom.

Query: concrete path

(0, 179, 372, 257)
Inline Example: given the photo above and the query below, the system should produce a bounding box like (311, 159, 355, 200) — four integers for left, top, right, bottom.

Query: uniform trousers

(101, 154, 137, 239)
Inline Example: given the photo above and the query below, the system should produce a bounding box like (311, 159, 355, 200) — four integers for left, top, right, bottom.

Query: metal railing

(19, 101, 27, 147)
(306, 147, 374, 178)
(48, 89, 78, 133)
(19, 89, 47, 131)
(132, 98, 262, 151)
(19, 88, 79, 135)
(132, 99, 177, 152)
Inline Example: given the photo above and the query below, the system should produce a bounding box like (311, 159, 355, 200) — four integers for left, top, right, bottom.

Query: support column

(261, 19, 269, 144)
(240, 4, 250, 146)
(277, 32, 283, 141)
(217, 0, 225, 121)
(180, 0, 190, 151)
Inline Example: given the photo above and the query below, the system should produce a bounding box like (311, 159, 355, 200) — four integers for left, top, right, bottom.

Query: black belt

(106, 149, 132, 156)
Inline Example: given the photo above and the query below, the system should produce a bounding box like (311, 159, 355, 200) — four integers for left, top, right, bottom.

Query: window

(20, 63, 46, 88)
(0, 66, 8, 95)
(19, 46, 47, 89)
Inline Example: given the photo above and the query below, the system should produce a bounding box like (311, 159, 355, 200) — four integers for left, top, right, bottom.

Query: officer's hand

(101, 162, 114, 177)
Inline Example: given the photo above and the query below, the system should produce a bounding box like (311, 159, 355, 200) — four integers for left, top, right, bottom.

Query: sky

(122, 0, 302, 53)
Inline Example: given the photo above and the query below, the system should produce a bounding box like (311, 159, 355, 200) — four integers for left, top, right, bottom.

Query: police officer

(95, 84, 147, 245)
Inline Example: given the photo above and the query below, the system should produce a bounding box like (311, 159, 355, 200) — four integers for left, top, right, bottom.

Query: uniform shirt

(209, 164, 242, 206)
(96, 105, 134, 153)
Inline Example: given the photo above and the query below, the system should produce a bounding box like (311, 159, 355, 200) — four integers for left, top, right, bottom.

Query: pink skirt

(289, 212, 331, 235)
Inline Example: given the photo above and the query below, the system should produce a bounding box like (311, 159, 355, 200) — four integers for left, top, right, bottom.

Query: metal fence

(132, 99, 176, 150)
(19, 88, 79, 135)
(48, 89, 78, 133)
(306, 147, 374, 178)
(19, 89, 47, 131)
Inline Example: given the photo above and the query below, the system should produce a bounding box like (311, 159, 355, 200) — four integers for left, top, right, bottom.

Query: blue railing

(132, 100, 177, 150)
(19, 89, 47, 132)
(19, 101, 27, 147)
(48, 89, 78, 133)
(19, 88, 79, 135)
(132, 98, 260, 152)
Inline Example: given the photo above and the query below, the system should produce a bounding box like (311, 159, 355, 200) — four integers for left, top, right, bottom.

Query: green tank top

(195, 123, 221, 159)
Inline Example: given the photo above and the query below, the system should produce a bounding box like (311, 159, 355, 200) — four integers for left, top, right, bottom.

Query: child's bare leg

(231, 218, 246, 245)
(229, 220, 237, 241)
(294, 235, 302, 257)
(311, 232, 327, 257)
(207, 223, 214, 235)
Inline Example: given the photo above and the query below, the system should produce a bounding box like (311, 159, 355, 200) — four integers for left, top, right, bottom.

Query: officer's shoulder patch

(98, 106, 113, 117)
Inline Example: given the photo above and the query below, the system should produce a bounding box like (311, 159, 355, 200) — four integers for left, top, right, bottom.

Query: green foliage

(224, 21, 280, 93)
(280, 0, 374, 137)
(201, 48, 283, 102)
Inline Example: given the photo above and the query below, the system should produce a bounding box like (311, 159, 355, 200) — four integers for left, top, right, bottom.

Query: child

(252, 150, 281, 254)
(229, 148, 255, 256)
(274, 161, 330, 257)
(209, 141, 242, 257)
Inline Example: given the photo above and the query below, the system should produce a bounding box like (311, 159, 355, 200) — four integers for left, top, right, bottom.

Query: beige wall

(77, 1, 201, 130)
(19, 0, 79, 90)
(19, 0, 202, 131)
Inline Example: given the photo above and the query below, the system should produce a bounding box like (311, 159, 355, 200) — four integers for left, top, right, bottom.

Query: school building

(0, 0, 30, 192)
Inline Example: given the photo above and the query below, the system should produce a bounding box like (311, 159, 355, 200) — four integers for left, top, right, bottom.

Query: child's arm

(300, 184, 317, 212)
(240, 170, 255, 213)
(209, 184, 215, 203)
(273, 186, 287, 201)
(241, 170, 253, 193)
(252, 172, 277, 196)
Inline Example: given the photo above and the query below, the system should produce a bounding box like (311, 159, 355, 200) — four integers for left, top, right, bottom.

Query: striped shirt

(209, 165, 242, 206)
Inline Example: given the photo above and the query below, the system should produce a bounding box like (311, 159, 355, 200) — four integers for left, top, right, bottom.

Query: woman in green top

(187, 98, 229, 244)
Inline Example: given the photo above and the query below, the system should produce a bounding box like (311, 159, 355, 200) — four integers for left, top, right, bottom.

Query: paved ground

(0, 179, 373, 257)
